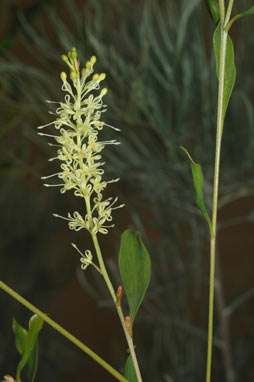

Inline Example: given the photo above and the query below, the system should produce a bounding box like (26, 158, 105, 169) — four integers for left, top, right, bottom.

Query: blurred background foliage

(0, 0, 254, 381)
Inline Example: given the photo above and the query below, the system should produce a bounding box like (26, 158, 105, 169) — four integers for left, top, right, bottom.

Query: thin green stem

(0, 280, 128, 382)
(206, 23, 228, 382)
(218, 0, 225, 23)
(206, 238, 216, 382)
(91, 233, 117, 302)
(224, 0, 235, 27)
(91, 233, 143, 382)
(206, 2, 236, 379)
(116, 304, 143, 382)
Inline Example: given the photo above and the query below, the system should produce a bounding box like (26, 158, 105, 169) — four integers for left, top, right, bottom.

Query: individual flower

(71, 243, 93, 270)
(38, 47, 124, 236)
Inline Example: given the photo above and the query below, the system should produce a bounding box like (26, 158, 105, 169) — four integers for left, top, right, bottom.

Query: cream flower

(71, 243, 93, 270)
(39, 47, 124, 235)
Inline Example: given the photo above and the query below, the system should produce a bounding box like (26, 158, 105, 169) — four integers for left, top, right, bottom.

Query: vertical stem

(206, 24, 228, 382)
(206, 0, 236, 377)
(91, 233, 117, 303)
(91, 233, 143, 382)
(218, 0, 225, 23)
(224, 0, 235, 26)
(116, 304, 143, 382)
(215, 247, 235, 382)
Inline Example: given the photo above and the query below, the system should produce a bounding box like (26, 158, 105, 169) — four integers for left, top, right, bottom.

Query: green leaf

(27, 341, 39, 382)
(226, 6, 254, 32)
(15, 314, 44, 382)
(12, 318, 28, 355)
(180, 146, 213, 237)
(205, 0, 220, 24)
(123, 355, 138, 382)
(118, 229, 151, 328)
(13, 317, 41, 382)
(213, 23, 236, 120)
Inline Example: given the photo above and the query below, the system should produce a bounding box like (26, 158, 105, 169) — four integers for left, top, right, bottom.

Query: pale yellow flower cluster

(38, 47, 124, 235)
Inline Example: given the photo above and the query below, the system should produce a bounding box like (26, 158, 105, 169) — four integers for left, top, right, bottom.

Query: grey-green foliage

(1, 0, 254, 381)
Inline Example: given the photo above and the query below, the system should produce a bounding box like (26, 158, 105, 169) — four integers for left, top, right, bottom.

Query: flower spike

(39, 47, 124, 235)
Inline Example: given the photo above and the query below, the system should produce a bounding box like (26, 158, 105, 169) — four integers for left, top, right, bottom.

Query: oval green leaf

(213, 23, 236, 120)
(118, 229, 151, 328)
(180, 146, 213, 237)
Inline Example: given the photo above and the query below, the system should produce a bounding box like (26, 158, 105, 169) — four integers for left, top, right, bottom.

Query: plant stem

(0, 280, 128, 382)
(215, 247, 235, 382)
(224, 0, 235, 26)
(91, 233, 143, 382)
(206, 23, 228, 382)
(206, 0, 236, 377)
(91, 233, 117, 302)
(116, 304, 143, 382)
(218, 0, 225, 23)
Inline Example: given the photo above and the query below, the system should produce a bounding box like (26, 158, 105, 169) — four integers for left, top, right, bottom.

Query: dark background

(0, 0, 254, 381)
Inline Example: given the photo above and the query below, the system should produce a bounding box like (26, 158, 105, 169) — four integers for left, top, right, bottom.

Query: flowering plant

(0, 1, 254, 381)
(0, 47, 151, 382)
(37, 47, 151, 382)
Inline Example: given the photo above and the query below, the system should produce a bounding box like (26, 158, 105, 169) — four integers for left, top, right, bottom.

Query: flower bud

(70, 71, 78, 80)
(61, 54, 69, 63)
(60, 72, 67, 82)
(86, 61, 92, 69)
(93, 73, 99, 81)
(71, 47, 77, 59)
(90, 56, 96, 64)
(100, 88, 108, 97)
(99, 73, 106, 81)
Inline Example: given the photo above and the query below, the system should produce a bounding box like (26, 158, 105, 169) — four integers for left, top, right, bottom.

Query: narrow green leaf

(205, 0, 220, 24)
(226, 6, 254, 32)
(213, 23, 236, 120)
(123, 355, 138, 382)
(119, 229, 151, 328)
(180, 146, 213, 237)
(27, 341, 39, 382)
(12, 318, 28, 355)
(16, 315, 44, 382)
